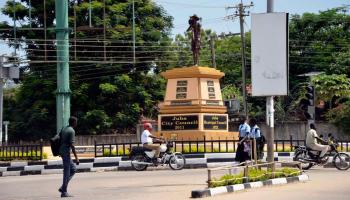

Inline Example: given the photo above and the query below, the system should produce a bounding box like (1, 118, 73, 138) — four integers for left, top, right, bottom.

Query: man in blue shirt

(235, 118, 251, 163)
(249, 118, 261, 139)
(238, 118, 251, 139)
(249, 118, 264, 160)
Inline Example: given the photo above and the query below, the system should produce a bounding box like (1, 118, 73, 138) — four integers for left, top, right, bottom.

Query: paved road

(0, 167, 349, 200)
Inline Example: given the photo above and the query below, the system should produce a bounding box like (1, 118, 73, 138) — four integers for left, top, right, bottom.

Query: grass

(0, 151, 48, 161)
(209, 167, 301, 188)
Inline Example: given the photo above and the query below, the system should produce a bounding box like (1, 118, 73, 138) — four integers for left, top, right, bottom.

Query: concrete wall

(229, 121, 350, 140)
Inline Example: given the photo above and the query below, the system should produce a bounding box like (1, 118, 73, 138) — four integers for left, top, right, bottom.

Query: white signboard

(251, 13, 289, 96)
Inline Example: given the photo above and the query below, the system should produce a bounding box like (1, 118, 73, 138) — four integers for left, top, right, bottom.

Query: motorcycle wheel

(333, 153, 350, 171)
(169, 154, 186, 170)
(294, 152, 314, 170)
(131, 155, 148, 171)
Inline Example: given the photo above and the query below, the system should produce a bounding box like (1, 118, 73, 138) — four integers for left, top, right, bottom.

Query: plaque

(161, 115, 199, 131)
(203, 115, 227, 130)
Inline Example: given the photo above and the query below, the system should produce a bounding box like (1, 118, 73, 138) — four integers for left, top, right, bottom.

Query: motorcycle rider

(141, 123, 163, 164)
(306, 123, 329, 161)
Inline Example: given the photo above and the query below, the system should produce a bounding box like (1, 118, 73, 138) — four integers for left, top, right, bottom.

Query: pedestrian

(235, 117, 251, 163)
(249, 118, 262, 160)
(59, 116, 79, 198)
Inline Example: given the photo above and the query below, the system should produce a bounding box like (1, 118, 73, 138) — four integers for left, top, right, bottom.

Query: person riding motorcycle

(141, 123, 163, 164)
(305, 123, 329, 161)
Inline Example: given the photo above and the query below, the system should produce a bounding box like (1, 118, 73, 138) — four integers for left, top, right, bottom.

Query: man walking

(59, 116, 79, 198)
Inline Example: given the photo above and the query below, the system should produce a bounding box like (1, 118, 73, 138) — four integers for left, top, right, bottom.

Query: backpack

(256, 128, 266, 144)
(50, 129, 63, 156)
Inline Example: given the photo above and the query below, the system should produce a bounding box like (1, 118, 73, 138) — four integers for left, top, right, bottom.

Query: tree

(289, 6, 350, 88)
(329, 50, 350, 76)
(0, 0, 174, 140)
(311, 74, 350, 106)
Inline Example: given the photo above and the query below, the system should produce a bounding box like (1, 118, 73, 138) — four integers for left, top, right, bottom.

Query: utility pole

(266, 0, 275, 164)
(55, 0, 70, 133)
(226, 1, 253, 118)
(132, 0, 136, 64)
(89, 0, 92, 27)
(0, 57, 4, 145)
(210, 35, 216, 69)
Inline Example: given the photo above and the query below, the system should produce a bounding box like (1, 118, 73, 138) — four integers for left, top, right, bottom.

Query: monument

(156, 15, 238, 141)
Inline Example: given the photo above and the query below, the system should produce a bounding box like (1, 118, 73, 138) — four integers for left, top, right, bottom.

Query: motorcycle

(293, 142, 350, 170)
(129, 140, 186, 171)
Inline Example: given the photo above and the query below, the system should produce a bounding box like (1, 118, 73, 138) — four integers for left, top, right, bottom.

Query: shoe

(152, 158, 159, 166)
(58, 187, 63, 193)
(318, 156, 328, 165)
(61, 193, 74, 198)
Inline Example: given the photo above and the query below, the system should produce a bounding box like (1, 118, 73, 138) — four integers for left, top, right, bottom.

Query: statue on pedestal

(187, 15, 201, 66)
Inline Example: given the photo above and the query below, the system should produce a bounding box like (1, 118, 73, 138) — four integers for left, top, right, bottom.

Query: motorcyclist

(305, 123, 329, 161)
(141, 123, 163, 164)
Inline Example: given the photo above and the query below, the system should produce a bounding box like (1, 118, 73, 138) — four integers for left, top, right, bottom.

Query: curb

(1, 152, 346, 177)
(191, 174, 309, 198)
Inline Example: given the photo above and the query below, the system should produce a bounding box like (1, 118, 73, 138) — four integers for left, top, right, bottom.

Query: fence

(95, 137, 350, 157)
(0, 141, 43, 161)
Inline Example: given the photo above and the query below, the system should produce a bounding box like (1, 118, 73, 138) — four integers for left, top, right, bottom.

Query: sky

(153, 0, 349, 36)
(0, 0, 348, 55)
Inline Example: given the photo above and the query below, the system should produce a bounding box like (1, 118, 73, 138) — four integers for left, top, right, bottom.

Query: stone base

(155, 131, 239, 141)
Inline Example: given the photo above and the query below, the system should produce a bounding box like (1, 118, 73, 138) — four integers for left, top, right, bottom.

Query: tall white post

(4, 121, 9, 144)
(266, 0, 275, 164)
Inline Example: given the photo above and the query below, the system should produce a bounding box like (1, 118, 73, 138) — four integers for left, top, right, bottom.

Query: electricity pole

(210, 35, 216, 69)
(226, 1, 253, 118)
(55, 0, 70, 133)
(132, 0, 136, 64)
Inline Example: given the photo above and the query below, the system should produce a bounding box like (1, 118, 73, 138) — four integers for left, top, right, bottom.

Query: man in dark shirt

(59, 116, 79, 198)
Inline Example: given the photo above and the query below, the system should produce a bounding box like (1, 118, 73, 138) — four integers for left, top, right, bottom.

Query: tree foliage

(0, 0, 173, 141)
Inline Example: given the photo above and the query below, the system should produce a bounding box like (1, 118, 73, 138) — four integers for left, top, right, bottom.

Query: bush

(209, 167, 300, 188)
(103, 148, 130, 156)
(0, 151, 48, 161)
(210, 173, 244, 188)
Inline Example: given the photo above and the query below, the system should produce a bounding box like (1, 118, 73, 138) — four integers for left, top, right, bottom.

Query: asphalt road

(0, 167, 349, 200)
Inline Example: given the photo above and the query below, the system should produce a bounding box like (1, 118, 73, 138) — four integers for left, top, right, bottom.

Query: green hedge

(0, 151, 48, 161)
(209, 167, 301, 188)
(103, 149, 130, 156)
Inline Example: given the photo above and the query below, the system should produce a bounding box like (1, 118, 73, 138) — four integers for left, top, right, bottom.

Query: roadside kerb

(0, 152, 347, 177)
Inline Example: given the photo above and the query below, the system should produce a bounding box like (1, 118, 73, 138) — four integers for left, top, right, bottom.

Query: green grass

(0, 151, 48, 161)
(209, 167, 301, 188)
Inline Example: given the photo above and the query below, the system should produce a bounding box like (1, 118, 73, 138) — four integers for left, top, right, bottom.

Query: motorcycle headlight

(160, 144, 167, 152)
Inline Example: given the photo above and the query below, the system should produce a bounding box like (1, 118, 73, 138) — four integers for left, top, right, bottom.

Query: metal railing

(95, 137, 350, 157)
(0, 141, 43, 161)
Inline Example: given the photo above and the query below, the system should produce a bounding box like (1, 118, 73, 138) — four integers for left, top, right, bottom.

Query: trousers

(61, 153, 76, 193)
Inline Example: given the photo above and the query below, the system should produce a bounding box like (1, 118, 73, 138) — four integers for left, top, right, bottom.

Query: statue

(187, 15, 201, 66)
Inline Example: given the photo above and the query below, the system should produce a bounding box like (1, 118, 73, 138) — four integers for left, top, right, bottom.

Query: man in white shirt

(141, 123, 162, 162)
(306, 123, 329, 158)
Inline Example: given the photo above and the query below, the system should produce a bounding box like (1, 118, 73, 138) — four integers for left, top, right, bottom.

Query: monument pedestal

(156, 66, 238, 141)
